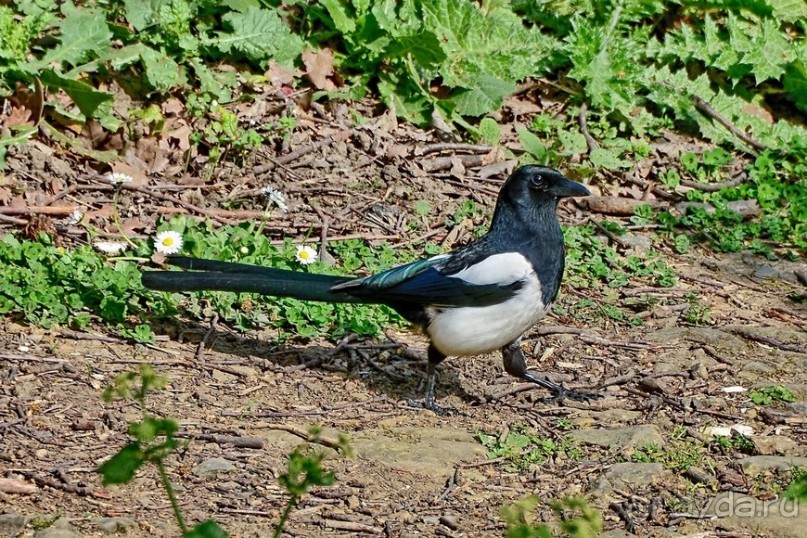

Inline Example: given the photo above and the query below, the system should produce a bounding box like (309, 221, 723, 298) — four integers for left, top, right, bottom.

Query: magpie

(141, 166, 593, 413)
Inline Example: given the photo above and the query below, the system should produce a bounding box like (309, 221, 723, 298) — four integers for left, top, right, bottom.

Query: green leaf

(319, 0, 356, 33)
(516, 126, 547, 163)
(139, 47, 185, 90)
(98, 443, 145, 485)
(38, 6, 111, 68)
(478, 117, 501, 145)
(452, 74, 514, 116)
(557, 129, 588, 155)
(741, 18, 794, 83)
(184, 521, 229, 538)
(214, 7, 304, 66)
(590, 148, 631, 170)
(769, 0, 807, 23)
(39, 69, 114, 118)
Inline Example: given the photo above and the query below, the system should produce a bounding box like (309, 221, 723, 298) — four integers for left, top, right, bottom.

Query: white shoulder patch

(448, 252, 533, 286)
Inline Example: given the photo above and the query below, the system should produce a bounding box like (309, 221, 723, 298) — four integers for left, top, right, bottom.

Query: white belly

(426, 275, 547, 357)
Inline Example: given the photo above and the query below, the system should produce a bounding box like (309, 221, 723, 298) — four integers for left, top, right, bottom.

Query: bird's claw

(544, 385, 603, 403)
(405, 397, 457, 416)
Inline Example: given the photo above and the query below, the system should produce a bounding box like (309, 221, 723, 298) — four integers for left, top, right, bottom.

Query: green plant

(98, 364, 226, 537)
(274, 427, 351, 538)
(501, 495, 602, 538)
(749, 385, 796, 406)
(785, 467, 807, 500)
(682, 292, 712, 325)
(478, 424, 583, 471)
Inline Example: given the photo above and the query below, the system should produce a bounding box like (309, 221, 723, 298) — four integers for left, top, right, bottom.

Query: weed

(501, 495, 602, 538)
(98, 364, 226, 537)
(682, 292, 712, 325)
(477, 424, 583, 472)
(749, 386, 796, 406)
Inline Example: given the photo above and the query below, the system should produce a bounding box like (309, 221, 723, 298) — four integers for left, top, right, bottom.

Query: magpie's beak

(552, 177, 591, 198)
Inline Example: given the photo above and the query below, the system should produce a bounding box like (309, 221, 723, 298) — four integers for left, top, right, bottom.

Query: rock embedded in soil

(95, 516, 139, 534)
(736, 455, 807, 476)
(568, 425, 664, 451)
(591, 462, 674, 497)
(752, 435, 802, 456)
(33, 518, 83, 538)
(703, 491, 807, 538)
(191, 457, 237, 476)
(351, 426, 486, 479)
(0, 513, 30, 534)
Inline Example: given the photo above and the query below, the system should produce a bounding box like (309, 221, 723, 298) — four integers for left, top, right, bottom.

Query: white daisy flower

(261, 187, 289, 212)
(67, 209, 84, 224)
(106, 172, 133, 185)
(94, 241, 128, 255)
(154, 230, 184, 255)
(295, 244, 318, 265)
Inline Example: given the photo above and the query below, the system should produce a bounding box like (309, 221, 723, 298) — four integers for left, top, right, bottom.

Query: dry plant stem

(691, 96, 767, 151)
(679, 173, 748, 192)
(112, 188, 138, 250)
(578, 102, 599, 153)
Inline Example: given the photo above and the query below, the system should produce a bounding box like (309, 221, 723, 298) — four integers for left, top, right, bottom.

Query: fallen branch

(692, 96, 767, 152)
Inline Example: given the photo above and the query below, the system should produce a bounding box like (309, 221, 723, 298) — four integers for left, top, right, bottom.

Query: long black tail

(141, 256, 374, 304)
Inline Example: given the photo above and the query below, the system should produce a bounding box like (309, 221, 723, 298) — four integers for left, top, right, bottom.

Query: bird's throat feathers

(490, 197, 566, 305)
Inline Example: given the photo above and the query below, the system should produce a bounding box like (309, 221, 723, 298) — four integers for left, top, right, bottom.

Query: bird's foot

(405, 397, 457, 416)
(522, 371, 602, 403)
(543, 385, 602, 403)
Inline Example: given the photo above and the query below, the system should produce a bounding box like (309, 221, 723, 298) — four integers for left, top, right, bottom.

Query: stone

(752, 436, 801, 456)
(0, 513, 30, 534)
(736, 456, 807, 476)
(568, 425, 664, 451)
(591, 463, 673, 496)
(192, 457, 236, 476)
(351, 427, 486, 479)
(34, 518, 82, 538)
(95, 517, 138, 534)
(703, 492, 807, 538)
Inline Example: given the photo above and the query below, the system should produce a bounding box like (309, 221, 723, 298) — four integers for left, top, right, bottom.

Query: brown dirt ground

(1, 99, 806, 538)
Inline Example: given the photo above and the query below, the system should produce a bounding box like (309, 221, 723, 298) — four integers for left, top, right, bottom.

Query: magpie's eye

(530, 174, 545, 189)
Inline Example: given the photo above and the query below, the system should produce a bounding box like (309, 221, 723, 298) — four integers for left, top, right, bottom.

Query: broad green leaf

(320, 0, 356, 33)
(557, 129, 588, 155)
(590, 148, 631, 170)
(386, 32, 446, 67)
(741, 18, 794, 83)
(39, 69, 114, 118)
(97, 443, 145, 485)
(516, 126, 547, 163)
(140, 47, 185, 90)
(214, 7, 304, 66)
(38, 7, 111, 68)
(478, 117, 501, 145)
(783, 61, 807, 112)
(452, 74, 514, 116)
(769, 0, 807, 22)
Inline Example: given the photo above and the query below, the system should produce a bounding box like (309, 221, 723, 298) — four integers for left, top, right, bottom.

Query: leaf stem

(274, 495, 298, 538)
(157, 460, 188, 534)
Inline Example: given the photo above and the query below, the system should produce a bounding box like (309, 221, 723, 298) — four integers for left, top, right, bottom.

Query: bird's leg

(406, 344, 456, 415)
(501, 339, 600, 402)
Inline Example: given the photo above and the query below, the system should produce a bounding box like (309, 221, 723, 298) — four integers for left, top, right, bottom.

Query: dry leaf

(302, 48, 336, 91)
(111, 162, 148, 187)
(266, 63, 301, 86)
(162, 98, 184, 116)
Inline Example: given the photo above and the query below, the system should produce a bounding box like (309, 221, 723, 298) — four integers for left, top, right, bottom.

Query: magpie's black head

(500, 165, 590, 207)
